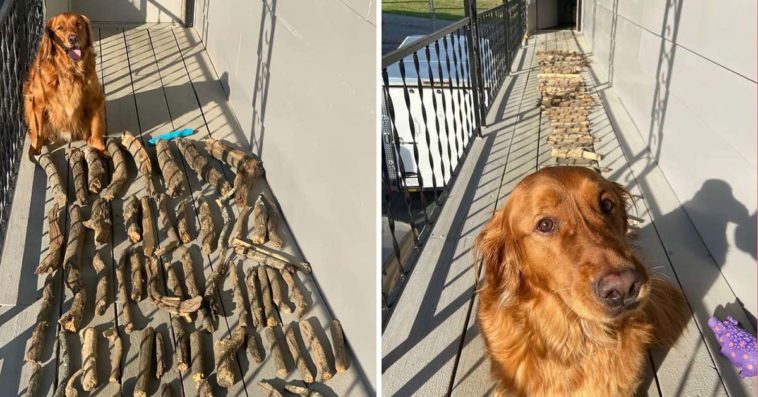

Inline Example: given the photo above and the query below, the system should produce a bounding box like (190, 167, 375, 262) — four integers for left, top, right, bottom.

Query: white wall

(582, 0, 757, 318)
(71, 0, 183, 23)
(194, 0, 377, 388)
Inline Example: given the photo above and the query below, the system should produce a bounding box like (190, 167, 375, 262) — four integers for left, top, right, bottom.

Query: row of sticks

(536, 50, 603, 170)
(25, 134, 344, 396)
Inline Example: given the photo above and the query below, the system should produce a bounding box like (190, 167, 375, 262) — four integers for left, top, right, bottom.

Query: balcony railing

(0, 0, 44, 253)
(381, 0, 526, 321)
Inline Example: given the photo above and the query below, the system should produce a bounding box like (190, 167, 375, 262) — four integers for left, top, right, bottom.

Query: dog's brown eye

(56, 26, 63, 31)
(536, 218, 555, 234)
(601, 198, 614, 213)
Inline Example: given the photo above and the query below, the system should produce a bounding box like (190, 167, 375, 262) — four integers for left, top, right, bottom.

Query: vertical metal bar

(411, 51, 440, 202)
(446, 33, 467, 157)
(458, 30, 477, 146)
(434, 37, 458, 178)
(423, 44, 450, 185)
(381, 162, 406, 274)
(464, 0, 485, 134)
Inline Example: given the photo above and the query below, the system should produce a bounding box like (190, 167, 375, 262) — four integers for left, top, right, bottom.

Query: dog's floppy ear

(475, 204, 523, 307)
(39, 18, 55, 60)
(611, 181, 634, 232)
(80, 14, 93, 49)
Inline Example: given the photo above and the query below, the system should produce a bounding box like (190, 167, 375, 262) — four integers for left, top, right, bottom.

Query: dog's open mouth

(67, 46, 82, 61)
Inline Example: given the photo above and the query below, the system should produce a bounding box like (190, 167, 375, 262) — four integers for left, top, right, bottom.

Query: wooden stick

(26, 273, 56, 363)
(155, 331, 166, 379)
(92, 251, 108, 315)
(198, 198, 217, 254)
(84, 197, 111, 245)
(59, 289, 86, 333)
(124, 195, 142, 243)
(217, 202, 234, 254)
(281, 270, 308, 318)
(65, 368, 82, 397)
(165, 259, 184, 298)
(130, 249, 145, 302)
(84, 146, 107, 194)
(204, 138, 264, 209)
(230, 260, 250, 328)
(63, 205, 85, 283)
(52, 331, 72, 397)
(103, 138, 128, 200)
(251, 195, 268, 244)
(330, 319, 349, 373)
(80, 327, 98, 391)
(146, 257, 202, 321)
(214, 326, 245, 388)
(141, 196, 157, 257)
(27, 362, 42, 397)
(156, 140, 187, 197)
(36, 152, 67, 206)
(116, 252, 134, 334)
(231, 205, 252, 243)
(257, 380, 284, 397)
(266, 266, 291, 314)
(68, 148, 87, 206)
(36, 203, 64, 274)
(234, 244, 311, 273)
(300, 320, 334, 381)
(203, 253, 231, 325)
(60, 205, 86, 332)
(245, 267, 265, 328)
(177, 138, 231, 196)
(172, 317, 190, 373)
(176, 199, 193, 244)
(197, 380, 214, 397)
(156, 193, 181, 256)
(285, 322, 314, 383)
(190, 330, 205, 383)
(122, 131, 156, 196)
(135, 327, 155, 397)
(258, 265, 279, 327)
(247, 327, 265, 364)
(179, 246, 214, 332)
(103, 327, 122, 383)
(284, 383, 324, 397)
(261, 194, 285, 248)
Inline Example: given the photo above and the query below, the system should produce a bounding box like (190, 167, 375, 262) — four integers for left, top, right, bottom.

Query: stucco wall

(193, 0, 377, 388)
(71, 0, 183, 23)
(581, 0, 757, 318)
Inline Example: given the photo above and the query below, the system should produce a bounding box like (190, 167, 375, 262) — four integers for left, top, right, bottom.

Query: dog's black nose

(68, 35, 77, 45)
(593, 269, 642, 308)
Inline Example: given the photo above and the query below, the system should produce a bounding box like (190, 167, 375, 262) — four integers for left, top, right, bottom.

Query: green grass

(383, 0, 502, 21)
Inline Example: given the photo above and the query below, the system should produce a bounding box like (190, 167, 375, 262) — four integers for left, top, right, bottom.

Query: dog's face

(42, 13, 91, 62)
(478, 166, 650, 322)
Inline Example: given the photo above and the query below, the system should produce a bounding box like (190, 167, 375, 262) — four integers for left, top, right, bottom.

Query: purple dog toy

(708, 315, 757, 378)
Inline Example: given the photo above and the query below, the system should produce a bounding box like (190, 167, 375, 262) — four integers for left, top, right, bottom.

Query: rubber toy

(147, 128, 194, 145)
(708, 315, 757, 378)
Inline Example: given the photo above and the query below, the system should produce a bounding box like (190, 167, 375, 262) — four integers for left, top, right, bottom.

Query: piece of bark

(204, 138, 265, 209)
(103, 138, 128, 200)
(161, 383, 175, 397)
(27, 361, 43, 397)
(197, 380, 214, 397)
(65, 368, 82, 397)
(165, 259, 184, 298)
(155, 193, 180, 256)
(257, 265, 279, 327)
(213, 326, 245, 388)
(231, 205, 252, 243)
(235, 245, 311, 273)
(156, 331, 166, 379)
(37, 152, 67, 206)
(135, 327, 155, 397)
(130, 249, 145, 302)
(141, 196, 157, 257)
(266, 266, 291, 314)
(261, 194, 285, 248)
(257, 380, 284, 397)
(36, 203, 65, 274)
(330, 319, 349, 373)
(251, 195, 268, 244)
(245, 267, 265, 328)
(247, 327, 265, 364)
(68, 148, 87, 205)
(124, 195, 142, 243)
(217, 203, 234, 254)
(59, 289, 86, 333)
(285, 322, 314, 383)
(84, 146, 107, 194)
(122, 131, 156, 196)
(146, 256, 202, 321)
(281, 270, 308, 318)
(26, 273, 56, 363)
(284, 384, 324, 397)
(92, 251, 108, 315)
(172, 317, 190, 373)
(177, 138, 231, 196)
(156, 140, 187, 197)
(203, 254, 231, 324)
(84, 197, 112, 245)
(116, 252, 134, 334)
(190, 330, 205, 383)
(300, 320, 335, 381)
(63, 205, 85, 288)
(264, 327, 289, 377)
(52, 331, 72, 397)
(80, 327, 98, 391)
(230, 261, 250, 328)
(198, 198, 217, 254)
(103, 327, 122, 383)
(179, 246, 213, 332)
(176, 199, 193, 244)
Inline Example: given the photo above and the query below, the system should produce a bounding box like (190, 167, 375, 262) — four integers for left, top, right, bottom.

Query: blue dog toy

(148, 128, 194, 145)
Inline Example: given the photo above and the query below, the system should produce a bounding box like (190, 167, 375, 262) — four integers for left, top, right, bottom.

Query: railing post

(502, 0, 511, 74)
(464, 0, 485, 136)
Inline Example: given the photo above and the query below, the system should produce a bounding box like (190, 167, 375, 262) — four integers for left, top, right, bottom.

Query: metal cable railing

(0, 0, 45, 252)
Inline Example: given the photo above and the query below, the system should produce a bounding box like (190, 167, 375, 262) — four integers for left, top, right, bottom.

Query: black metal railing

(0, 0, 45, 252)
(381, 0, 526, 319)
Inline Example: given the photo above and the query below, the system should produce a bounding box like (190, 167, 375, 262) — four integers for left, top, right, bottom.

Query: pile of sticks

(536, 50, 602, 170)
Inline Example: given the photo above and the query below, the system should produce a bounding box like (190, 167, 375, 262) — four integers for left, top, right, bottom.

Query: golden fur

(476, 167, 688, 396)
(23, 12, 105, 159)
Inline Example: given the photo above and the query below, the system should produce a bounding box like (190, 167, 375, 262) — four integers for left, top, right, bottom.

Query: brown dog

(23, 12, 105, 159)
(476, 167, 688, 396)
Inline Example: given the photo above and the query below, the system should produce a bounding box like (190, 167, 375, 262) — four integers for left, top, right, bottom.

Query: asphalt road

(382, 13, 455, 55)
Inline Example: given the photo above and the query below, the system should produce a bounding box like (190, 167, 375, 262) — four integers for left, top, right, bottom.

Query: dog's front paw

(28, 146, 41, 162)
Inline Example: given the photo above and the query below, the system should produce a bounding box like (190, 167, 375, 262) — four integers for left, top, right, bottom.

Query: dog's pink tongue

(68, 48, 82, 61)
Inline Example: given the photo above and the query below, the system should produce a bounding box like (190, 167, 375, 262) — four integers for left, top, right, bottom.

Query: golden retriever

(476, 166, 688, 396)
(23, 12, 105, 159)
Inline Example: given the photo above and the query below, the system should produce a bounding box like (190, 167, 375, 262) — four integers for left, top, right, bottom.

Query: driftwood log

(214, 326, 245, 388)
(300, 320, 335, 381)
(197, 380, 214, 397)
(258, 265, 279, 327)
(146, 257, 202, 322)
(203, 253, 231, 325)
(281, 270, 308, 318)
(264, 327, 288, 377)
(84, 197, 111, 245)
(26, 273, 56, 364)
(92, 251, 108, 315)
(59, 290, 86, 333)
(231, 205, 252, 243)
(229, 261, 250, 328)
(245, 267, 265, 328)
(103, 327, 122, 383)
(35, 203, 64, 274)
(217, 203, 234, 254)
(251, 195, 268, 244)
(204, 138, 264, 208)
(284, 384, 324, 397)
(80, 327, 98, 391)
(177, 138, 231, 196)
(37, 152, 67, 206)
(156, 331, 166, 379)
(330, 319, 349, 373)
(103, 138, 128, 200)
(176, 199, 193, 244)
(266, 266, 291, 314)
(156, 140, 187, 197)
(165, 259, 184, 298)
(172, 317, 190, 372)
(198, 198, 217, 254)
(156, 193, 180, 256)
(135, 327, 155, 397)
(257, 380, 284, 397)
(130, 249, 145, 302)
(60, 205, 86, 333)
(84, 146, 107, 194)
(68, 148, 87, 205)
(27, 362, 42, 397)
(234, 245, 311, 273)
(261, 194, 285, 248)
(179, 246, 214, 332)
(247, 327, 265, 364)
(52, 331, 72, 397)
(141, 196, 157, 257)
(115, 252, 134, 334)
(285, 321, 314, 383)
(125, 195, 142, 243)
(122, 131, 156, 196)
(190, 330, 205, 383)
(64, 368, 82, 397)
